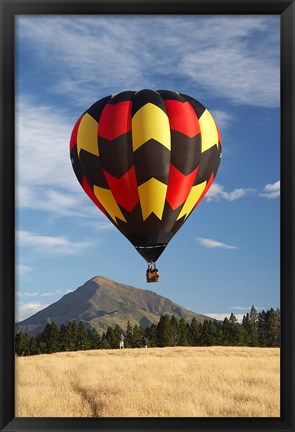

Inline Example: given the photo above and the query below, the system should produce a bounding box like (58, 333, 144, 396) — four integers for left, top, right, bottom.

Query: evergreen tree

(221, 317, 230, 346)
(170, 315, 179, 346)
(249, 306, 259, 345)
(59, 323, 70, 351)
(114, 324, 124, 348)
(265, 308, 280, 346)
(258, 310, 267, 346)
(201, 320, 217, 346)
(77, 321, 90, 350)
(275, 308, 281, 346)
(15, 331, 31, 356)
(227, 313, 240, 345)
(132, 324, 144, 348)
(178, 318, 189, 346)
(40, 322, 60, 353)
(145, 323, 157, 347)
(105, 327, 118, 348)
(157, 314, 172, 347)
(125, 321, 133, 348)
(238, 326, 251, 346)
(29, 336, 39, 355)
(189, 317, 202, 346)
(101, 332, 111, 349)
(242, 313, 251, 334)
(70, 321, 79, 351)
(88, 327, 101, 350)
(216, 327, 226, 346)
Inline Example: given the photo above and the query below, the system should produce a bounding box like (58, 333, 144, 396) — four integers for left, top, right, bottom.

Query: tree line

(15, 306, 280, 356)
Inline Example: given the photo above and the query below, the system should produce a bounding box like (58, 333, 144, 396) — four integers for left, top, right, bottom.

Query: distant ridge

(16, 276, 213, 335)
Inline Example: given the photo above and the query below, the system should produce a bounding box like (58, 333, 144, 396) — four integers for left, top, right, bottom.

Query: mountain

(16, 276, 213, 335)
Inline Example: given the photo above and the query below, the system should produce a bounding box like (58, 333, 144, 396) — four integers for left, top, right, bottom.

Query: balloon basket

(146, 265, 160, 283)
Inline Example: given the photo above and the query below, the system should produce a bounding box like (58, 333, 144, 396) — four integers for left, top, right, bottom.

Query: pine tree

(265, 308, 280, 346)
(88, 327, 101, 350)
(114, 324, 124, 348)
(29, 336, 38, 355)
(68, 321, 79, 351)
(227, 313, 240, 345)
(249, 306, 259, 345)
(275, 308, 281, 346)
(15, 331, 31, 356)
(201, 320, 217, 346)
(105, 327, 118, 348)
(178, 318, 189, 346)
(157, 314, 172, 347)
(258, 310, 267, 346)
(189, 317, 201, 346)
(125, 321, 133, 348)
(170, 315, 179, 346)
(101, 332, 111, 349)
(242, 313, 251, 333)
(40, 322, 60, 353)
(132, 324, 144, 348)
(238, 326, 251, 346)
(145, 323, 157, 347)
(216, 327, 226, 346)
(59, 323, 69, 351)
(77, 321, 90, 350)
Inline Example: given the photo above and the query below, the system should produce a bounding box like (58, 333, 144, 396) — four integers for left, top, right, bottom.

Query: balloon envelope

(70, 89, 222, 263)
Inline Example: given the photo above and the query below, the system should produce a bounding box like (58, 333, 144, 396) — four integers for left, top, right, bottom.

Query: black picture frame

(0, 1, 294, 431)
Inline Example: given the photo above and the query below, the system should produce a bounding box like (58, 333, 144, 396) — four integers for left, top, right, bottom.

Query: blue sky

(15, 15, 280, 323)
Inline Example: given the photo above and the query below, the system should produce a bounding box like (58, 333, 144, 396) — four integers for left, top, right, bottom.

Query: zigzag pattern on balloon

(70, 89, 222, 263)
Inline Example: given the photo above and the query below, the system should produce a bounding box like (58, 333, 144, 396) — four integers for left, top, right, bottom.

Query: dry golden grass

(15, 346, 280, 417)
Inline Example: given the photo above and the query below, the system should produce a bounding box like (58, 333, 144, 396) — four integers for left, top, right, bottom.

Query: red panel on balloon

(164, 100, 200, 138)
(70, 116, 83, 151)
(194, 172, 215, 209)
(98, 101, 132, 140)
(82, 177, 106, 214)
(166, 165, 199, 210)
(103, 166, 139, 212)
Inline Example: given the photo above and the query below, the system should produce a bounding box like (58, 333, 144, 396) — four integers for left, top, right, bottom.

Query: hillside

(16, 276, 212, 335)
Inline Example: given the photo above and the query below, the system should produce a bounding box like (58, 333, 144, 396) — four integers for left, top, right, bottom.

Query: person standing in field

(119, 333, 125, 349)
(142, 337, 148, 348)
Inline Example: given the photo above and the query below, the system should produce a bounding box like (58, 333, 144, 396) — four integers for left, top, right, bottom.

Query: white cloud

(230, 306, 265, 311)
(17, 15, 279, 107)
(180, 17, 279, 107)
(260, 180, 280, 199)
(15, 96, 113, 231)
(17, 185, 101, 219)
(206, 183, 254, 202)
(204, 312, 244, 323)
(16, 291, 38, 298)
(17, 289, 68, 299)
(209, 110, 232, 131)
(206, 181, 280, 202)
(17, 264, 32, 275)
(15, 98, 74, 190)
(16, 230, 93, 256)
(16, 301, 49, 322)
(196, 237, 238, 250)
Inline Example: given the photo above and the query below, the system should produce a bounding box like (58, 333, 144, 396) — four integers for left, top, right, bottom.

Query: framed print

(0, 0, 294, 431)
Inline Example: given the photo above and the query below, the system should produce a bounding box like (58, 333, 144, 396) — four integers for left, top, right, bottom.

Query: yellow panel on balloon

(138, 178, 168, 221)
(77, 113, 99, 157)
(177, 181, 207, 220)
(199, 109, 219, 153)
(93, 186, 126, 223)
(132, 103, 171, 151)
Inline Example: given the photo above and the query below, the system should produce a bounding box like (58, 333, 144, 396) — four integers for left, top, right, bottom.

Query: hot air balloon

(70, 89, 222, 282)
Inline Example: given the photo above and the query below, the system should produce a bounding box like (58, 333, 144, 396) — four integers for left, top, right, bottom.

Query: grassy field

(15, 346, 280, 417)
